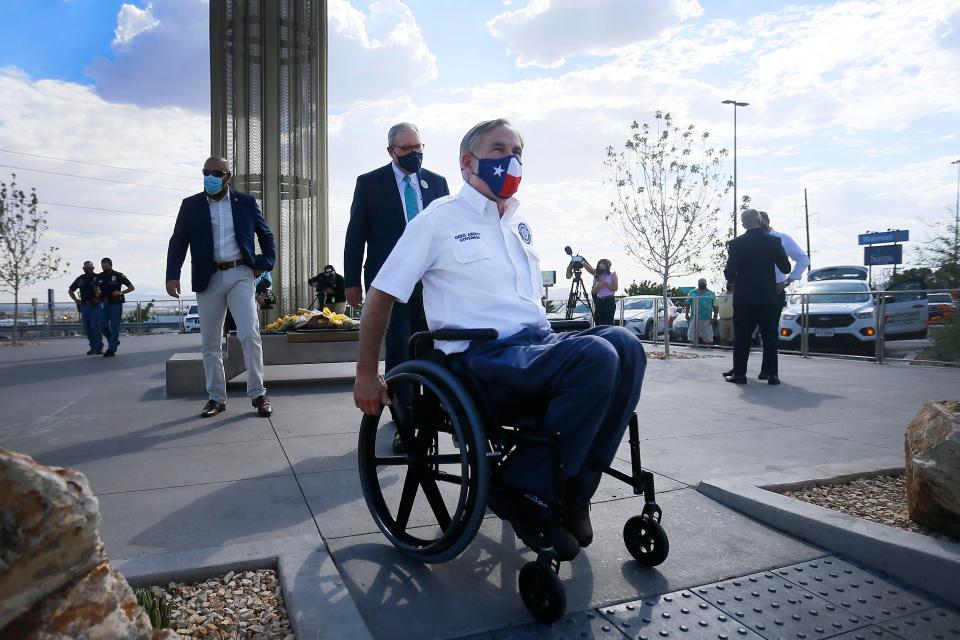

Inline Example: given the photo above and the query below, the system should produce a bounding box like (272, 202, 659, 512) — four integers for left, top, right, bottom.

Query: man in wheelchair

(354, 118, 647, 563)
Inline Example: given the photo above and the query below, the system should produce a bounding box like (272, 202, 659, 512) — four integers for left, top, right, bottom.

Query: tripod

(566, 266, 595, 323)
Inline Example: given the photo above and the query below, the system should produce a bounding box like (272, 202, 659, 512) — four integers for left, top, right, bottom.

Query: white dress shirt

(769, 228, 809, 283)
(372, 182, 548, 354)
(208, 188, 242, 262)
(392, 161, 423, 223)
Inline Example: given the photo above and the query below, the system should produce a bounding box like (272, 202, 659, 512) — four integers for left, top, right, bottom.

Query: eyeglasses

(392, 144, 425, 154)
(202, 169, 228, 177)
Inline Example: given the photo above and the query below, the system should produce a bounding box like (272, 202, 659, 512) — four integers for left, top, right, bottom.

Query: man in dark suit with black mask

(344, 123, 449, 451)
(723, 208, 792, 385)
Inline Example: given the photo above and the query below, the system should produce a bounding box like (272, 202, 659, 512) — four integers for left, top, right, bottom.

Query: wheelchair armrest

(409, 329, 498, 360)
(549, 319, 591, 333)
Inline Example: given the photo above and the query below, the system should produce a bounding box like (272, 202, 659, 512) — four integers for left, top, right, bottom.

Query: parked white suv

(620, 296, 679, 339)
(183, 305, 200, 333)
(779, 276, 927, 352)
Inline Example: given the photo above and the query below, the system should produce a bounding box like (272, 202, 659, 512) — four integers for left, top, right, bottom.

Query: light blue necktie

(403, 174, 420, 222)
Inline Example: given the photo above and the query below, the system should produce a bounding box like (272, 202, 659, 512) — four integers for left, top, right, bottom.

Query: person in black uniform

(68, 261, 103, 355)
(308, 265, 347, 314)
(95, 257, 135, 357)
(723, 208, 791, 385)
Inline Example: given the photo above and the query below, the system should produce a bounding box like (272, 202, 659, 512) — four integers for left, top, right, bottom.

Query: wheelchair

(357, 327, 669, 623)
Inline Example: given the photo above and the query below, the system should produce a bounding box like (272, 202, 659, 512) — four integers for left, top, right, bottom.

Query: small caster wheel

(518, 561, 566, 623)
(624, 514, 669, 566)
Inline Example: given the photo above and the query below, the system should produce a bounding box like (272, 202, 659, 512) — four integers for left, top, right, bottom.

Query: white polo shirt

(372, 182, 549, 354)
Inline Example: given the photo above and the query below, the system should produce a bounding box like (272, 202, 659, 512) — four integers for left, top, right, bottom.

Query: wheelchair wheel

(623, 514, 669, 566)
(358, 360, 489, 564)
(519, 561, 566, 624)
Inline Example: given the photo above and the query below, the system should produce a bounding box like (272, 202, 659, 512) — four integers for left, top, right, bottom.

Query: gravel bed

(781, 474, 959, 544)
(150, 569, 293, 639)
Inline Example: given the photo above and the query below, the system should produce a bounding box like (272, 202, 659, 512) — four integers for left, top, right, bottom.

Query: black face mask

(396, 150, 423, 174)
(83, 267, 94, 274)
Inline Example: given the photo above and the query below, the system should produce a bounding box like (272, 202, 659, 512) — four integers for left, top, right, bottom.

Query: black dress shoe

(724, 375, 747, 384)
(722, 369, 734, 377)
(103, 350, 115, 357)
(392, 431, 406, 454)
(758, 372, 769, 380)
(767, 374, 781, 385)
(201, 400, 226, 417)
(565, 502, 593, 547)
(489, 491, 580, 561)
(252, 395, 272, 417)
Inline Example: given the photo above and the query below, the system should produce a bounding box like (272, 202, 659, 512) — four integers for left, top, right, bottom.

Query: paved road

(1, 335, 958, 639)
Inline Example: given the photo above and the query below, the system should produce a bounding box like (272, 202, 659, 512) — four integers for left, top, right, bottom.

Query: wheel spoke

(434, 471, 463, 485)
(423, 453, 462, 465)
(419, 472, 452, 530)
(395, 467, 420, 531)
(373, 455, 408, 466)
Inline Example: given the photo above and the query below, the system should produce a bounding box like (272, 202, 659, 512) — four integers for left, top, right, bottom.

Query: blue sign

(858, 230, 909, 245)
(864, 245, 903, 265)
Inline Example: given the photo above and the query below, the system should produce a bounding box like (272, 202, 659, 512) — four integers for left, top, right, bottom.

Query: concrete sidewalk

(1, 334, 958, 638)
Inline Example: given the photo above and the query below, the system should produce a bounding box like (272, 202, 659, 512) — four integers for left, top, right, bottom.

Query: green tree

(0, 175, 67, 343)
(605, 111, 731, 357)
(124, 301, 155, 323)
(624, 279, 685, 298)
(915, 211, 960, 289)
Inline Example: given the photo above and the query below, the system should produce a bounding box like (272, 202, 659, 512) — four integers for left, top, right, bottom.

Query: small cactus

(134, 587, 171, 628)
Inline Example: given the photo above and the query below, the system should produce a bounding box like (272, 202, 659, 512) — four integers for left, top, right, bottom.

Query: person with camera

(308, 265, 346, 314)
(353, 119, 647, 561)
(587, 258, 618, 325)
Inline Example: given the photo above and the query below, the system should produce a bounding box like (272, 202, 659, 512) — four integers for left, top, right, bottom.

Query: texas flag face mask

(475, 154, 522, 199)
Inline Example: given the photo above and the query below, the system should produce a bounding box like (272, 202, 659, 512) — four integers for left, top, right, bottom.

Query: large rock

(0, 449, 178, 639)
(905, 401, 960, 537)
(0, 448, 102, 627)
(4, 559, 176, 640)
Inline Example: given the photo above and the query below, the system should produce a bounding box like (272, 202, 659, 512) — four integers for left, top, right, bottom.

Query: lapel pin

(420, 179, 428, 189)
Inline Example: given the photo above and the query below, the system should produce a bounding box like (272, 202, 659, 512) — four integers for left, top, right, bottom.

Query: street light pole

(952, 159, 960, 267)
(722, 100, 749, 237)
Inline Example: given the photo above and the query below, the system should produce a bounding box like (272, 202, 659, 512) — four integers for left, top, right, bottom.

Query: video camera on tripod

(563, 246, 595, 323)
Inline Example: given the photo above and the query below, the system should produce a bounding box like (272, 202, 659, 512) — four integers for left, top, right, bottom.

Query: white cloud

(113, 2, 160, 45)
(88, 0, 209, 111)
(487, 0, 702, 68)
(328, 0, 438, 107)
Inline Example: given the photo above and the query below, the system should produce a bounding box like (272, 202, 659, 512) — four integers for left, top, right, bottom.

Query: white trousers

(687, 318, 714, 345)
(196, 266, 265, 403)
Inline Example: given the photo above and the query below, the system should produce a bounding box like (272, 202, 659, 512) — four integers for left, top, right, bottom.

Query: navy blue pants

(386, 284, 426, 410)
(455, 325, 646, 500)
(101, 303, 122, 352)
(80, 303, 102, 351)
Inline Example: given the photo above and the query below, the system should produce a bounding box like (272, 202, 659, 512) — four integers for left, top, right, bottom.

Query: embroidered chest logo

(454, 232, 481, 243)
(517, 223, 532, 244)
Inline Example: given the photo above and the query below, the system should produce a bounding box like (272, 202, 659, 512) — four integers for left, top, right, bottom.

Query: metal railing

(611, 289, 959, 367)
(0, 298, 199, 340)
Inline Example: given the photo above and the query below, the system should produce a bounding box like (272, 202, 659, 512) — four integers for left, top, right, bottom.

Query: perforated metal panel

(771, 557, 935, 625)
(457, 610, 629, 639)
(883, 607, 960, 639)
(601, 589, 763, 639)
(211, 0, 327, 317)
(694, 570, 862, 639)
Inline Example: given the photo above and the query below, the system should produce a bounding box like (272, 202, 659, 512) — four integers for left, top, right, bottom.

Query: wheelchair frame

(357, 328, 668, 623)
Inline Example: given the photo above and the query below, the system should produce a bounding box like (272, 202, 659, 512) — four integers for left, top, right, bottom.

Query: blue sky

(1, 0, 959, 298)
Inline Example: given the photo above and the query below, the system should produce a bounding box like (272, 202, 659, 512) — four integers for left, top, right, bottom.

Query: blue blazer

(166, 190, 276, 293)
(343, 163, 449, 291)
(724, 228, 791, 307)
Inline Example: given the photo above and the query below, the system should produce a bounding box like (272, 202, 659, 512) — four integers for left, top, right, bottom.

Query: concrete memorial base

(166, 331, 377, 395)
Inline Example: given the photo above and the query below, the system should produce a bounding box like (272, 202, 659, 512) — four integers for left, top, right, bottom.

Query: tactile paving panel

(693, 570, 862, 639)
(456, 610, 629, 639)
(600, 589, 764, 639)
(882, 606, 960, 639)
(821, 627, 901, 639)
(771, 556, 936, 624)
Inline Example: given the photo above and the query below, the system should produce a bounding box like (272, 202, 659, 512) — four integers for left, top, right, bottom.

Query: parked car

(778, 278, 927, 353)
(618, 296, 679, 339)
(928, 293, 957, 324)
(545, 301, 592, 323)
(183, 305, 200, 333)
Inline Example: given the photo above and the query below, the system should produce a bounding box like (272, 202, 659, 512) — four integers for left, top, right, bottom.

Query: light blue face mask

(204, 175, 225, 195)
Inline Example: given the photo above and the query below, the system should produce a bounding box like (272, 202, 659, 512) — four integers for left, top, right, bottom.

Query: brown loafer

(252, 395, 272, 417)
(201, 400, 226, 418)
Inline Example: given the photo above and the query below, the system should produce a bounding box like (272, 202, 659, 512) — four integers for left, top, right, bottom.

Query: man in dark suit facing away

(166, 156, 276, 418)
(344, 123, 450, 450)
(723, 208, 792, 385)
